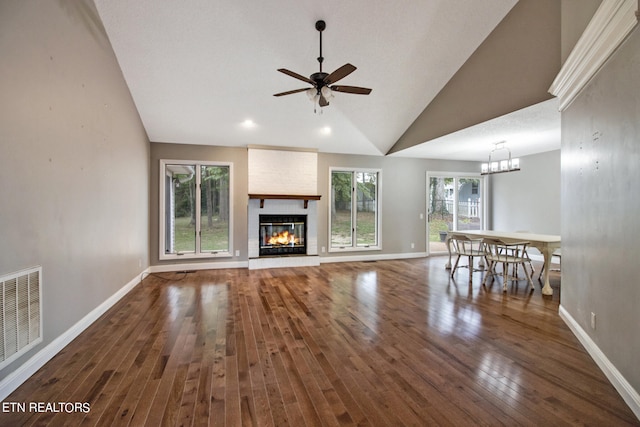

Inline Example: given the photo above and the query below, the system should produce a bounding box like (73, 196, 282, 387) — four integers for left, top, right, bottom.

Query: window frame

(159, 159, 233, 260)
(328, 167, 382, 252)
(426, 171, 487, 255)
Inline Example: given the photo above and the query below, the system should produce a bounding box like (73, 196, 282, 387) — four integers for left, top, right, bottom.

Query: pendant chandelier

(481, 141, 520, 175)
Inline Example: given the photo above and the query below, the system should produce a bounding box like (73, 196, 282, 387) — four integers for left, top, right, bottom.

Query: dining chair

(481, 238, 535, 292)
(514, 231, 536, 277)
(449, 235, 485, 281)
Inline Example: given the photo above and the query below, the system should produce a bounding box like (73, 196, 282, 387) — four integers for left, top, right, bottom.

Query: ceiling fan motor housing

(311, 72, 329, 91)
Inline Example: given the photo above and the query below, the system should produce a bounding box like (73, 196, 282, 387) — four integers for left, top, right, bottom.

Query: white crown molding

(549, 0, 639, 111)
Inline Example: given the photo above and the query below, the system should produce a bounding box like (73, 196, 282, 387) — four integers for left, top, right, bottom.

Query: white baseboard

(0, 268, 149, 401)
(559, 305, 640, 420)
(149, 261, 248, 273)
(248, 255, 320, 270)
(320, 251, 427, 264)
(525, 253, 562, 264)
(150, 253, 425, 271)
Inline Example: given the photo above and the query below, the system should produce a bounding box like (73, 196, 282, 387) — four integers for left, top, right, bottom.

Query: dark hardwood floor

(2, 256, 638, 426)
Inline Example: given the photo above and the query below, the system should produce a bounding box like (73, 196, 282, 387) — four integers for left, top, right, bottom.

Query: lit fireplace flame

(267, 230, 299, 246)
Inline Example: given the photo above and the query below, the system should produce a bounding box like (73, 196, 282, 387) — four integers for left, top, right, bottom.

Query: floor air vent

(0, 266, 42, 369)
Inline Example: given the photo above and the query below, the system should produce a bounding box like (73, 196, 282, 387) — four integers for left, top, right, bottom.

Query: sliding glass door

(427, 173, 485, 254)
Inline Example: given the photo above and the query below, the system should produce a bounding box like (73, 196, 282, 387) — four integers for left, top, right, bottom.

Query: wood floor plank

(7, 298, 144, 426)
(2, 259, 638, 426)
(106, 327, 170, 426)
(83, 318, 158, 426)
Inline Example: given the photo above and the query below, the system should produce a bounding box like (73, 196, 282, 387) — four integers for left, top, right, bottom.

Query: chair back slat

(450, 235, 483, 256)
(482, 238, 530, 262)
(481, 238, 535, 292)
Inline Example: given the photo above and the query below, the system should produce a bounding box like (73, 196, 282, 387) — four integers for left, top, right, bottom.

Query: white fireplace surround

(248, 198, 319, 269)
(247, 147, 320, 269)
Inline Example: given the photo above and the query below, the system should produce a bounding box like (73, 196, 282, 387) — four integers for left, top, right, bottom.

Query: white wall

(489, 150, 561, 235)
(248, 147, 317, 195)
(0, 0, 149, 381)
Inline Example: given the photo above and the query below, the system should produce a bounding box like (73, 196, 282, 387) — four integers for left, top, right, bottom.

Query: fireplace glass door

(259, 215, 307, 256)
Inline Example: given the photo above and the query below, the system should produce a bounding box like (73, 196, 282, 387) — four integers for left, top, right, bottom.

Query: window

(330, 168, 381, 251)
(427, 173, 485, 254)
(160, 160, 232, 259)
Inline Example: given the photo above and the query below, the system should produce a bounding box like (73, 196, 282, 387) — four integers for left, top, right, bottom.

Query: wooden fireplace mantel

(249, 194, 321, 209)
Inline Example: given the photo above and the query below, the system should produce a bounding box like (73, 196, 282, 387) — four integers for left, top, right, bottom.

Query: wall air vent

(0, 266, 42, 369)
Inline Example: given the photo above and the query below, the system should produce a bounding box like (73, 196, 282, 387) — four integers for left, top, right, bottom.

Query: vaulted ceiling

(94, 0, 563, 160)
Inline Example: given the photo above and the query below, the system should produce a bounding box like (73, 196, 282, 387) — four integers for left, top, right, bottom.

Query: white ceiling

(390, 98, 561, 161)
(94, 0, 560, 159)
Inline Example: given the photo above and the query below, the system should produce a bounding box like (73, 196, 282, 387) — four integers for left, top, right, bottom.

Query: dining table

(445, 230, 561, 296)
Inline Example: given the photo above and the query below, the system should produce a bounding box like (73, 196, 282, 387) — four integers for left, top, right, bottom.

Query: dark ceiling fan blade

(324, 63, 356, 85)
(331, 85, 372, 95)
(273, 88, 310, 97)
(277, 68, 315, 85)
(275, 22, 372, 109)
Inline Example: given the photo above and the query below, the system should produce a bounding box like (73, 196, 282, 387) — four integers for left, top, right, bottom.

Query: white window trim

(425, 171, 487, 256)
(328, 167, 382, 253)
(159, 159, 233, 260)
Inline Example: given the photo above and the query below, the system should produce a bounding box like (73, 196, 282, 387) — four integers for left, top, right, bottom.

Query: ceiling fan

(273, 20, 372, 110)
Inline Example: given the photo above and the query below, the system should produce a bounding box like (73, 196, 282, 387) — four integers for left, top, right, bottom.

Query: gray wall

(489, 150, 561, 235)
(149, 143, 249, 266)
(0, 0, 149, 380)
(561, 28, 640, 391)
(317, 154, 479, 257)
(561, 0, 603, 63)
(389, 0, 560, 154)
(148, 145, 479, 264)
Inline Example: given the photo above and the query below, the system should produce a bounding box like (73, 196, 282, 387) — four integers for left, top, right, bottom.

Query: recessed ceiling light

(320, 126, 332, 135)
(241, 119, 256, 129)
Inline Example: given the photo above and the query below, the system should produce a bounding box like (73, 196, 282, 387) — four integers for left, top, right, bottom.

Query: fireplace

(248, 197, 319, 269)
(259, 215, 307, 256)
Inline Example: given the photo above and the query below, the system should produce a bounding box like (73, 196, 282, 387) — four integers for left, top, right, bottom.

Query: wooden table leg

(445, 235, 453, 269)
(540, 247, 554, 295)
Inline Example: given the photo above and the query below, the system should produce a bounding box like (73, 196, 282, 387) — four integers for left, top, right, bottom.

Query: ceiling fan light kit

(274, 20, 372, 113)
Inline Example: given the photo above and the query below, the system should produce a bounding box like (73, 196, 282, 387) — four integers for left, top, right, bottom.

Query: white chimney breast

(248, 148, 318, 195)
